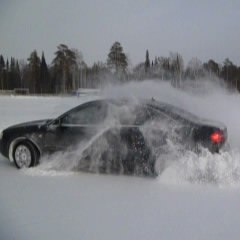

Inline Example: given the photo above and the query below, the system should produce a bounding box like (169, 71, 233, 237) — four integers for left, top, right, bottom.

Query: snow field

(1, 81, 240, 239)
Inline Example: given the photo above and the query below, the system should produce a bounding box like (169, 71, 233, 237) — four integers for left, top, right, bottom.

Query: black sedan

(0, 98, 227, 176)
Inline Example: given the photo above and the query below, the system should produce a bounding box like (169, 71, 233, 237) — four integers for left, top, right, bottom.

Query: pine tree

(107, 42, 128, 74)
(28, 50, 41, 93)
(15, 60, 21, 88)
(0, 55, 5, 90)
(40, 52, 49, 93)
(9, 57, 16, 89)
(52, 44, 76, 93)
(0, 55, 5, 69)
(145, 50, 150, 73)
(5, 59, 9, 89)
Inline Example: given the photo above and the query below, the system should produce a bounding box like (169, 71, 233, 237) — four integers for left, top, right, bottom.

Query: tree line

(134, 51, 240, 91)
(1, 42, 240, 94)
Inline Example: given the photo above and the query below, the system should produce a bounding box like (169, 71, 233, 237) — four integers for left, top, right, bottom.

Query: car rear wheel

(13, 141, 39, 169)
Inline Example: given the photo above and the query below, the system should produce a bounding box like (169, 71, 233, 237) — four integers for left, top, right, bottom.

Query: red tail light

(210, 131, 224, 144)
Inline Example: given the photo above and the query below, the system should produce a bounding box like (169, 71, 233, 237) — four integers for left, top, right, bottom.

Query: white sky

(1, 0, 240, 66)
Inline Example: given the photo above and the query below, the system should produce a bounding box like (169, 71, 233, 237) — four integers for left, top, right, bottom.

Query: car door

(43, 101, 107, 153)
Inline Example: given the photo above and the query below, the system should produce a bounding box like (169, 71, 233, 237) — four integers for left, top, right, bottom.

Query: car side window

(62, 103, 106, 125)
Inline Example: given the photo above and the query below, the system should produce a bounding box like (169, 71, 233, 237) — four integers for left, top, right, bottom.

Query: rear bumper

(203, 140, 228, 153)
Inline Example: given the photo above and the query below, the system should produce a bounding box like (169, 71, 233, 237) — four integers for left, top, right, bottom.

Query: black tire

(13, 141, 39, 169)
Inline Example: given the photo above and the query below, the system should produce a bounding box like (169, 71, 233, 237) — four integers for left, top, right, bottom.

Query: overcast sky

(1, 0, 240, 66)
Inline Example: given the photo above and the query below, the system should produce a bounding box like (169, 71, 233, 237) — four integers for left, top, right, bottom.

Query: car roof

(147, 99, 226, 129)
(51, 98, 226, 130)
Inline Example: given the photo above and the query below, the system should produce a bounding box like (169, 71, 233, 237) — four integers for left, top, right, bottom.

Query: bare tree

(186, 57, 203, 80)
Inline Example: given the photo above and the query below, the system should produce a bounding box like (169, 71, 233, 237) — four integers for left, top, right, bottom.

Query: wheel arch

(8, 137, 41, 162)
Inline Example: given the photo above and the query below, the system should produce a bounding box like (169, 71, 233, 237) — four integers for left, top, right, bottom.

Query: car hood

(4, 119, 52, 131)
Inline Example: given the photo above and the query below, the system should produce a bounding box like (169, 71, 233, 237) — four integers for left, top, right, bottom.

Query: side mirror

(47, 119, 61, 131)
(52, 118, 61, 126)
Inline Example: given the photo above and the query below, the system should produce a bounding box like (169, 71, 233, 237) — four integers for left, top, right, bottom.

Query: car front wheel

(13, 141, 39, 169)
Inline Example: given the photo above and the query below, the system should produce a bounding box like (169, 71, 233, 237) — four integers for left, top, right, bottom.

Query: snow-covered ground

(1, 81, 240, 240)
